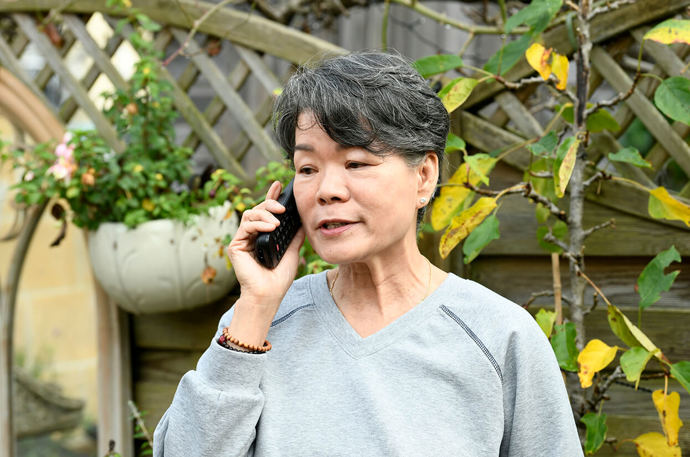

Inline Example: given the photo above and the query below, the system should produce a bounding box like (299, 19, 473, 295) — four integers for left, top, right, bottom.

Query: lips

(316, 218, 358, 236)
(316, 219, 356, 230)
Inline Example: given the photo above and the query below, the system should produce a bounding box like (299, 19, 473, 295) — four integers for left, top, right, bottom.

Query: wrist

(227, 296, 276, 347)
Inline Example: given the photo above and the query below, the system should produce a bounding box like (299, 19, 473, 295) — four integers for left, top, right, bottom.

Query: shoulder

(215, 273, 320, 333)
(438, 274, 551, 370)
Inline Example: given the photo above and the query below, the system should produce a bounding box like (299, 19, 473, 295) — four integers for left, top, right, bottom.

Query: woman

(153, 51, 583, 456)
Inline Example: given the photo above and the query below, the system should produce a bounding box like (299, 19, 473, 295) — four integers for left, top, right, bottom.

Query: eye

(347, 161, 367, 169)
(298, 166, 315, 175)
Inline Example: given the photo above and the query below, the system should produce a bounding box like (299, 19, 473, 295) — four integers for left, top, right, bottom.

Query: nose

(315, 170, 349, 205)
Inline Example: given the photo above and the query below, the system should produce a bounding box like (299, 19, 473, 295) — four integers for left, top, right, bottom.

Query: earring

(420, 197, 427, 204)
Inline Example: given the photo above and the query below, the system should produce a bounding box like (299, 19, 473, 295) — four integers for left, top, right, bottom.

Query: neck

(329, 251, 435, 320)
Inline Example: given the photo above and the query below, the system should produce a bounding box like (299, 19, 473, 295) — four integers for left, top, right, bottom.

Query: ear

(416, 152, 439, 208)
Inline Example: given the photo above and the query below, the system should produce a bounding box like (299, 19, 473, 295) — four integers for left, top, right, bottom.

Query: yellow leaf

(648, 187, 690, 227)
(526, 43, 552, 81)
(578, 339, 618, 388)
(551, 53, 569, 90)
(633, 432, 682, 457)
(439, 197, 497, 259)
(557, 138, 580, 198)
(142, 199, 154, 212)
(643, 19, 690, 45)
(652, 390, 684, 446)
(441, 78, 479, 113)
(431, 157, 497, 230)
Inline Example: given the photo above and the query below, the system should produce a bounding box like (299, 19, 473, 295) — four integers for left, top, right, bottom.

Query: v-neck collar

(309, 270, 457, 359)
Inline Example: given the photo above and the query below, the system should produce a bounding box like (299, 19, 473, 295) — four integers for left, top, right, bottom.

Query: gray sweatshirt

(153, 271, 584, 456)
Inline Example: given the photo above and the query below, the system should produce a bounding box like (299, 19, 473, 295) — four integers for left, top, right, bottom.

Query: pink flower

(24, 171, 35, 181)
(47, 133, 77, 183)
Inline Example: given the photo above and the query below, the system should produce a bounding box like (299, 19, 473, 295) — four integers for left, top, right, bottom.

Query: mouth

(316, 219, 357, 235)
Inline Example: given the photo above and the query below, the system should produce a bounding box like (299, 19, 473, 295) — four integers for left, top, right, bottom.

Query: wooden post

(88, 236, 134, 457)
(0, 203, 48, 457)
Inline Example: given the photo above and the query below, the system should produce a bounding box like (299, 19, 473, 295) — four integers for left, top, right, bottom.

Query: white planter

(87, 203, 239, 314)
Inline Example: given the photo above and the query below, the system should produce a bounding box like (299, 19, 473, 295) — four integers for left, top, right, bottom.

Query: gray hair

(272, 51, 449, 223)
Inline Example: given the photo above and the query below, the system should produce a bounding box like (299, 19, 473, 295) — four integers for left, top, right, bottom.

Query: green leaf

(537, 225, 563, 253)
(551, 322, 579, 371)
(465, 153, 493, 185)
(413, 54, 464, 78)
(504, 0, 563, 34)
(462, 214, 500, 263)
(445, 132, 466, 153)
(608, 147, 653, 169)
(136, 13, 161, 32)
(535, 308, 557, 338)
(484, 34, 532, 76)
(580, 412, 607, 455)
(587, 108, 620, 133)
(438, 78, 479, 113)
(606, 303, 660, 355)
(66, 187, 80, 199)
(620, 347, 655, 389)
(527, 131, 558, 157)
(654, 77, 690, 126)
(535, 204, 550, 223)
(670, 361, 690, 395)
(637, 246, 681, 310)
(525, 157, 558, 203)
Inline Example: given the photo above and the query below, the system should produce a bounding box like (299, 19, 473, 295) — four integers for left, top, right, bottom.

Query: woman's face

(292, 111, 431, 265)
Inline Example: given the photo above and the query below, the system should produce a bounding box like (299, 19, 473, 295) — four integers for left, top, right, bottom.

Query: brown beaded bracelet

(219, 327, 272, 353)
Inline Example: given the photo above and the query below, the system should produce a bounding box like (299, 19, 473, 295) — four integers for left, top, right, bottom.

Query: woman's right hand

(226, 180, 306, 318)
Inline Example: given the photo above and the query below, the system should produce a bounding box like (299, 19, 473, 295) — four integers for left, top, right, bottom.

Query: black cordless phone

(254, 179, 302, 269)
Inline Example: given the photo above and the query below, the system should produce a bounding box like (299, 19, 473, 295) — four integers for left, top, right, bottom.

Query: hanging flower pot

(87, 202, 238, 314)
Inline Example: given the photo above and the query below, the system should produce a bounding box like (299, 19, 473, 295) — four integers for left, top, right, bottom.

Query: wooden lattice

(0, 4, 346, 182)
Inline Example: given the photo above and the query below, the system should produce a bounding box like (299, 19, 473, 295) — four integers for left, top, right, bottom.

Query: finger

(243, 208, 280, 225)
(267, 180, 282, 201)
(264, 199, 286, 214)
(239, 220, 279, 237)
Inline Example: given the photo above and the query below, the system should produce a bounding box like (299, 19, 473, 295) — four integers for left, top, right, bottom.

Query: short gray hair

(273, 51, 450, 165)
(272, 51, 449, 223)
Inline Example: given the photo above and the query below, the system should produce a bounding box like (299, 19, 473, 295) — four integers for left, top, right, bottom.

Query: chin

(308, 237, 365, 266)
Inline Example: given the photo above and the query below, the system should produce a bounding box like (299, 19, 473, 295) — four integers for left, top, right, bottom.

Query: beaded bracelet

(217, 337, 263, 354)
(218, 327, 272, 353)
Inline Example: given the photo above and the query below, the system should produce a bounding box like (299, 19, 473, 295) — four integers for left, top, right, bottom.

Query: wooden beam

(59, 34, 124, 123)
(0, 0, 348, 64)
(591, 46, 690, 178)
(62, 14, 129, 91)
(115, 23, 249, 180)
(0, 35, 56, 114)
(169, 28, 282, 162)
(235, 45, 283, 94)
(181, 60, 251, 150)
(13, 13, 124, 153)
(456, 110, 690, 230)
(33, 30, 76, 90)
(494, 91, 543, 138)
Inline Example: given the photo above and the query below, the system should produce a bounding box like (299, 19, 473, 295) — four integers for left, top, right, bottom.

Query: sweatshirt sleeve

(499, 314, 585, 457)
(152, 308, 266, 457)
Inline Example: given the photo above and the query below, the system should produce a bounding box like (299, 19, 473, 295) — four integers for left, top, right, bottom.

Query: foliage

(412, 5, 690, 455)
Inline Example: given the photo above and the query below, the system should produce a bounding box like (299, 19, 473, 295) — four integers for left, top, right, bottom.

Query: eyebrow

(294, 143, 350, 152)
(294, 144, 314, 152)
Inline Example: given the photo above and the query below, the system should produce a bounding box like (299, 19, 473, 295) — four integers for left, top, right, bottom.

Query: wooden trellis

(0, 0, 689, 455)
